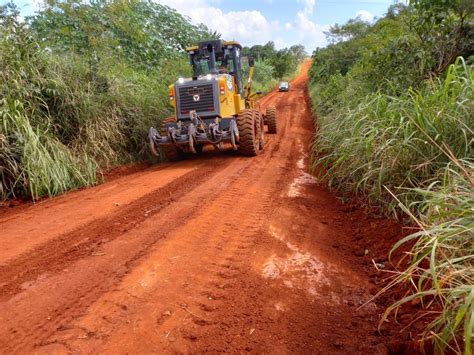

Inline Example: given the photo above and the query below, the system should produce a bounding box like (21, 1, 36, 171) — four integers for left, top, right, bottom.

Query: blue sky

(9, 0, 399, 51)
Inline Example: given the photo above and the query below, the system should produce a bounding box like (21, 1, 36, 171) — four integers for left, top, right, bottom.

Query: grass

(309, 58, 473, 353)
(310, 58, 473, 217)
(0, 94, 98, 201)
(385, 159, 473, 354)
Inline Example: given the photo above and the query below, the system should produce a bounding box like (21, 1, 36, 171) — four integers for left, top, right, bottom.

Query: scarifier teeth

(148, 127, 160, 157)
(148, 127, 158, 140)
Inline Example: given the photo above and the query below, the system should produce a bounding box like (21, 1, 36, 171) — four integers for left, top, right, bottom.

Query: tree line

(243, 42, 307, 79)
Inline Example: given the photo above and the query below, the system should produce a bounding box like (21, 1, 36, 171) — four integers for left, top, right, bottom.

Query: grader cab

(148, 39, 278, 160)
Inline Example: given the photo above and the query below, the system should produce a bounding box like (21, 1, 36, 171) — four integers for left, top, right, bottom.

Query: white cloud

(156, 0, 330, 51)
(157, 0, 273, 46)
(287, 0, 330, 50)
(292, 11, 330, 50)
(297, 0, 315, 15)
(355, 10, 375, 22)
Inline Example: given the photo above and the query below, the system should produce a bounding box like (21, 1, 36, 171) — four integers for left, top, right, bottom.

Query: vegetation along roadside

(308, 1, 473, 353)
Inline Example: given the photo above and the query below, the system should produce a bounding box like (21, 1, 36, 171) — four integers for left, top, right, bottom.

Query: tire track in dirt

(0, 161, 227, 302)
(0, 162, 202, 263)
(0, 87, 291, 352)
(0, 62, 412, 354)
(0, 160, 248, 353)
(38, 70, 303, 354)
(173, 95, 303, 353)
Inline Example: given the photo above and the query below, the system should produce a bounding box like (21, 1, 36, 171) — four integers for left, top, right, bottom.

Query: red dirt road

(0, 63, 412, 354)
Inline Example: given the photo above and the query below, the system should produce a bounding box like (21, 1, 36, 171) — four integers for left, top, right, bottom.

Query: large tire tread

(237, 110, 259, 156)
(266, 105, 278, 134)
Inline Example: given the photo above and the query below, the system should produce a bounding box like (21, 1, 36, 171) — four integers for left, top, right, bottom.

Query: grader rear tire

(160, 117, 183, 161)
(237, 110, 260, 156)
(266, 105, 278, 134)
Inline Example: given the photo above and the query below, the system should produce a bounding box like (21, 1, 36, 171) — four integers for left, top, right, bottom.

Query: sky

(9, 0, 399, 52)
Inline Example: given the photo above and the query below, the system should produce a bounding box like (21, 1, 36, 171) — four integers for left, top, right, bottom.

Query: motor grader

(148, 39, 278, 160)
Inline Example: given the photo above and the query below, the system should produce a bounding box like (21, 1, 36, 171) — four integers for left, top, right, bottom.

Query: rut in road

(0, 63, 406, 354)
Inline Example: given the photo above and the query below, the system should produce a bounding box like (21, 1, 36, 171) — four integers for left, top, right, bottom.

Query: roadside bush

(248, 59, 278, 93)
(0, 7, 96, 200)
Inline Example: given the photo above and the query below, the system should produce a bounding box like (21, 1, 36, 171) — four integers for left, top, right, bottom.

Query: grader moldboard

(148, 39, 278, 160)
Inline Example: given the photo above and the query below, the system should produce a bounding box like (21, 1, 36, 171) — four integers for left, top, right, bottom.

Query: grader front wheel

(266, 105, 278, 134)
(237, 110, 260, 156)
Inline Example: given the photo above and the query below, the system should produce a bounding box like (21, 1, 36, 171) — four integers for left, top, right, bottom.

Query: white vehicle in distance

(278, 81, 289, 92)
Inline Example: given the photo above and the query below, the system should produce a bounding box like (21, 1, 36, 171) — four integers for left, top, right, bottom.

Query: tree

(29, 0, 205, 70)
(410, 0, 474, 75)
(194, 23, 221, 41)
(325, 18, 370, 43)
(270, 48, 294, 79)
(289, 44, 307, 63)
(243, 41, 276, 61)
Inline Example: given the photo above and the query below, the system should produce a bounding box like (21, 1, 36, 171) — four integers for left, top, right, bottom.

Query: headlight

(178, 77, 184, 84)
(206, 74, 212, 80)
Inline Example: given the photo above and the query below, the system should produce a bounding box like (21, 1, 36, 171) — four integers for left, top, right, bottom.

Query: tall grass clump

(0, 48, 184, 202)
(385, 159, 473, 354)
(0, 100, 98, 201)
(311, 59, 473, 216)
(0, 11, 98, 201)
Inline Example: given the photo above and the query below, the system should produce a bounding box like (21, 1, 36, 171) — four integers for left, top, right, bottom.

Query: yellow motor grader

(148, 39, 278, 160)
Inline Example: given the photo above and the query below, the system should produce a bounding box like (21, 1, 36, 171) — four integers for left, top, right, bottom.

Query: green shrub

(251, 59, 278, 93)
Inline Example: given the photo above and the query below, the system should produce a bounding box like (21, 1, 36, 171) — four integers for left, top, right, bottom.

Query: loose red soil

(0, 62, 422, 354)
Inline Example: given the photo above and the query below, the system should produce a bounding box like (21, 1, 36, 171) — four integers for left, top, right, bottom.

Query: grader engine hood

(174, 76, 221, 120)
